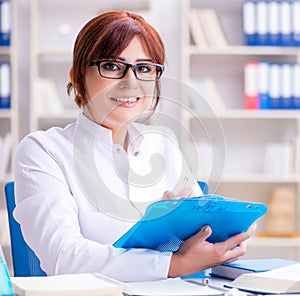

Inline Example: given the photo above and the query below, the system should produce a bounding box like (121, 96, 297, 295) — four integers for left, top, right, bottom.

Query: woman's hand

(162, 188, 196, 200)
(168, 224, 256, 277)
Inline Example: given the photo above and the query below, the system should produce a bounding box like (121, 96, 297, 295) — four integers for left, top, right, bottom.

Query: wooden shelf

(187, 109, 300, 120)
(0, 109, 12, 119)
(187, 45, 300, 56)
(37, 109, 80, 120)
(218, 110, 300, 119)
(219, 174, 300, 184)
(0, 46, 11, 55)
(249, 237, 300, 247)
(37, 48, 72, 56)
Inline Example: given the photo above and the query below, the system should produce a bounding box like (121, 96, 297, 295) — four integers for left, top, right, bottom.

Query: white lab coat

(13, 112, 201, 282)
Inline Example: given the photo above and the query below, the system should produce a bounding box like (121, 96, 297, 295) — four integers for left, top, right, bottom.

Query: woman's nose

(124, 66, 137, 79)
(119, 68, 139, 88)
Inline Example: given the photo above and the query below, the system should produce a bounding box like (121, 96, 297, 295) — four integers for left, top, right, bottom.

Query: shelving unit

(29, 0, 154, 132)
(29, 0, 78, 132)
(0, 0, 19, 182)
(0, 0, 19, 274)
(181, 0, 300, 260)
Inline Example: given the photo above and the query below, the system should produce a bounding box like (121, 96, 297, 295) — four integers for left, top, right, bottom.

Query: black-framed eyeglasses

(90, 60, 164, 81)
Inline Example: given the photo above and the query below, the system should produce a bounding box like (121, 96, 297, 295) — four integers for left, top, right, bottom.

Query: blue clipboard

(114, 195, 268, 251)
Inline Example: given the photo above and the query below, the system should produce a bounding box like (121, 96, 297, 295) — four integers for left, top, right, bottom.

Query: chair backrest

(198, 180, 209, 195)
(4, 181, 46, 276)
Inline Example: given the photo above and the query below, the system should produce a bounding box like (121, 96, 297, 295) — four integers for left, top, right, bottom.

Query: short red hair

(67, 11, 166, 108)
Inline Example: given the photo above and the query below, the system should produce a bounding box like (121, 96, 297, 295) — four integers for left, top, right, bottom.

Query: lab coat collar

(76, 111, 144, 153)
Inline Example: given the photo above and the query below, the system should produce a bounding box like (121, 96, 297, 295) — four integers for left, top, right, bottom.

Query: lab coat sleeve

(13, 133, 172, 282)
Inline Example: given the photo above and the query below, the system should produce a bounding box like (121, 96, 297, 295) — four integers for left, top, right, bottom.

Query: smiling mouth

(110, 97, 140, 103)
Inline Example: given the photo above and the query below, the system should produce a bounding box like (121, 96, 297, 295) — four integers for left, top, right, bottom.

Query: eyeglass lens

(99, 60, 162, 81)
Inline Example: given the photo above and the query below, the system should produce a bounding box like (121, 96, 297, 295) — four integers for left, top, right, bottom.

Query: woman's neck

(112, 125, 128, 149)
(83, 107, 130, 149)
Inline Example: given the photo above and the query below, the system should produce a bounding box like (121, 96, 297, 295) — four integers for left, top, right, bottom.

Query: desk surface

(185, 277, 248, 296)
(123, 277, 246, 296)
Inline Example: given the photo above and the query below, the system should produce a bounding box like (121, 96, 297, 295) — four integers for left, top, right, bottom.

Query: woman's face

(84, 37, 156, 131)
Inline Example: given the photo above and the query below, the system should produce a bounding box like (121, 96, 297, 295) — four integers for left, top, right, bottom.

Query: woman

(14, 11, 254, 282)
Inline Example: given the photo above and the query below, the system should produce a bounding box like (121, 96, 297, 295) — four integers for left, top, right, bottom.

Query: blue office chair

(4, 180, 208, 277)
(4, 181, 46, 276)
(198, 180, 209, 194)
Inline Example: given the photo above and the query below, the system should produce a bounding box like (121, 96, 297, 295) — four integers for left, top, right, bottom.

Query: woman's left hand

(162, 188, 196, 200)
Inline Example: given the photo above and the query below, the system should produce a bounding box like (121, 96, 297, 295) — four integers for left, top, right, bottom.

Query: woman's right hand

(168, 224, 256, 277)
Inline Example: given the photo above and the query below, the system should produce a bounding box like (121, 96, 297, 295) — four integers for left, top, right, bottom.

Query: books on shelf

(263, 143, 293, 177)
(294, 63, 300, 108)
(211, 258, 298, 280)
(260, 186, 299, 237)
(244, 61, 300, 110)
(34, 78, 63, 115)
(189, 9, 208, 48)
(0, 61, 11, 109)
(225, 263, 300, 294)
(242, 0, 256, 46)
(257, 61, 269, 109)
(200, 77, 226, 112)
(189, 9, 228, 48)
(0, 0, 11, 46)
(244, 61, 258, 109)
(11, 273, 123, 296)
(242, 0, 300, 47)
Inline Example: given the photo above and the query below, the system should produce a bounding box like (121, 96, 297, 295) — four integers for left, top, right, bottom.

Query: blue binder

(242, 0, 257, 46)
(0, 0, 11, 46)
(0, 61, 11, 108)
(114, 195, 267, 251)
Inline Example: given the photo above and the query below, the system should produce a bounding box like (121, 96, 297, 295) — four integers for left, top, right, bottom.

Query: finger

(249, 223, 257, 232)
(225, 232, 252, 249)
(220, 226, 255, 251)
(224, 243, 247, 261)
(175, 187, 194, 198)
(194, 225, 212, 241)
(162, 191, 174, 200)
(220, 233, 251, 262)
(237, 240, 248, 250)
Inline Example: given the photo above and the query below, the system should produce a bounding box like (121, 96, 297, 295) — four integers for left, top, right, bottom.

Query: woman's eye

(137, 64, 153, 73)
(102, 62, 120, 71)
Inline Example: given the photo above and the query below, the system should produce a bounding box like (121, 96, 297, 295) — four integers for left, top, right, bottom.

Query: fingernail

(168, 192, 174, 199)
(202, 225, 210, 232)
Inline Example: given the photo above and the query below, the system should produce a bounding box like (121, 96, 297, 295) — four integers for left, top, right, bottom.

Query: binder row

(0, 0, 11, 46)
(243, 0, 300, 46)
(0, 61, 11, 108)
(244, 61, 300, 109)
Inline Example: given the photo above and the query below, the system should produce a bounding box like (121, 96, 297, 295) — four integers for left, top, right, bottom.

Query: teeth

(111, 97, 138, 103)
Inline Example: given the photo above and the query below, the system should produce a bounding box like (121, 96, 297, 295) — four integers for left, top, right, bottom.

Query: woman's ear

(69, 67, 73, 82)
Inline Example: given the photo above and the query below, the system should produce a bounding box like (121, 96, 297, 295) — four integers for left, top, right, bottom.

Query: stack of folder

(243, 0, 300, 46)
